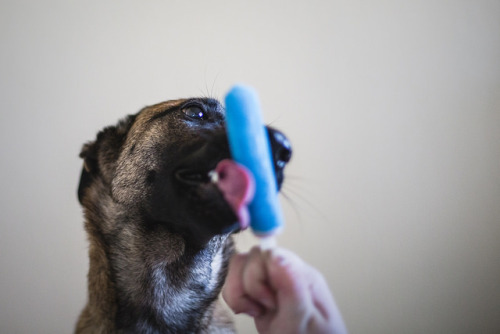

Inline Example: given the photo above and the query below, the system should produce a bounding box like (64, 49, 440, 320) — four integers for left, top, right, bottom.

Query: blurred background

(1, 1, 499, 333)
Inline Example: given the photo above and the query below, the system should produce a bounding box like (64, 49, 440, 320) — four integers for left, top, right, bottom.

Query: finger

(265, 248, 348, 333)
(222, 252, 246, 303)
(224, 292, 264, 317)
(223, 252, 265, 317)
(308, 268, 337, 318)
(308, 271, 349, 334)
(241, 246, 277, 310)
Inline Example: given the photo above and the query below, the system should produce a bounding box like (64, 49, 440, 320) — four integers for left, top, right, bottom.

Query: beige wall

(1, 1, 499, 333)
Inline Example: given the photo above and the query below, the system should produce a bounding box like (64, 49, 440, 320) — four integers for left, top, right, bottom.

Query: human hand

(222, 246, 347, 334)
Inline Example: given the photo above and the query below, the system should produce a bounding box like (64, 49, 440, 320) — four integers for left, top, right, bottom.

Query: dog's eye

(182, 105, 206, 120)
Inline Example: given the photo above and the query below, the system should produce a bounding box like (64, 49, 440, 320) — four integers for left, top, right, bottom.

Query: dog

(76, 97, 292, 333)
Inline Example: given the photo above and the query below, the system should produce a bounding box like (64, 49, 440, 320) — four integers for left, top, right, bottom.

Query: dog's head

(78, 98, 291, 247)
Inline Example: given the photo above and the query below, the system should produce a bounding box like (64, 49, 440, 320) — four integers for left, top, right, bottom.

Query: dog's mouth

(175, 169, 213, 184)
(175, 159, 255, 230)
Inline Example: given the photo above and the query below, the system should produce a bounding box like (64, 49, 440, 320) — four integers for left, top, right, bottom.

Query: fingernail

(271, 248, 289, 266)
(244, 308, 261, 318)
(260, 295, 276, 310)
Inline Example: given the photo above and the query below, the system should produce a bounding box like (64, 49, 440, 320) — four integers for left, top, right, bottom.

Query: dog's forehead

(134, 98, 185, 123)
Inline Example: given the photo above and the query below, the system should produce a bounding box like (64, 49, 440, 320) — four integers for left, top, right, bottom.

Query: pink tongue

(214, 159, 255, 229)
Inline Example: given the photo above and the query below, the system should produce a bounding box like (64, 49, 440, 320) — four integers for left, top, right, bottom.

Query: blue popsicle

(224, 85, 284, 237)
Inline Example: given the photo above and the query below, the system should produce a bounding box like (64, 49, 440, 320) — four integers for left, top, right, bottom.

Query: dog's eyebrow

(147, 105, 180, 123)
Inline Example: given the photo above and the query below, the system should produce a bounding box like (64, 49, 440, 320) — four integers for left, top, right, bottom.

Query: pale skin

(222, 246, 348, 334)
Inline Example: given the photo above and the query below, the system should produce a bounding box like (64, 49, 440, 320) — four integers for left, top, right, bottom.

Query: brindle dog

(76, 97, 291, 333)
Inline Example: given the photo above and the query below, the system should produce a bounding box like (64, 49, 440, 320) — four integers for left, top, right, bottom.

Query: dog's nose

(268, 128, 292, 168)
(266, 127, 292, 188)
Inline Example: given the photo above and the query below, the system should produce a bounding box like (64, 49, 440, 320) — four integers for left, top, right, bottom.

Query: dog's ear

(78, 114, 137, 204)
(78, 140, 98, 204)
(80, 141, 99, 173)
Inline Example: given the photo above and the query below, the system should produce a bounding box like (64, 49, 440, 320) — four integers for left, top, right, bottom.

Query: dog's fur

(76, 97, 291, 333)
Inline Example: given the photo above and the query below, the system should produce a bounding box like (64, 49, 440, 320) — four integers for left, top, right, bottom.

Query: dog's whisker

(282, 174, 309, 181)
(280, 177, 311, 194)
(210, 71, 221, 100)
(280, 184, 329, 225)
(284, 174, 330, 187)
(280, 192, 304, 227)
(282, 182, 317, 200)
(266, 118, 282, 128)
(282, 176, 329, 200)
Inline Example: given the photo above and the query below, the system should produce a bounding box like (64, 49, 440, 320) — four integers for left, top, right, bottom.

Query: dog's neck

(77, 204, 234, 333)
(114, 236, 231, 333)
